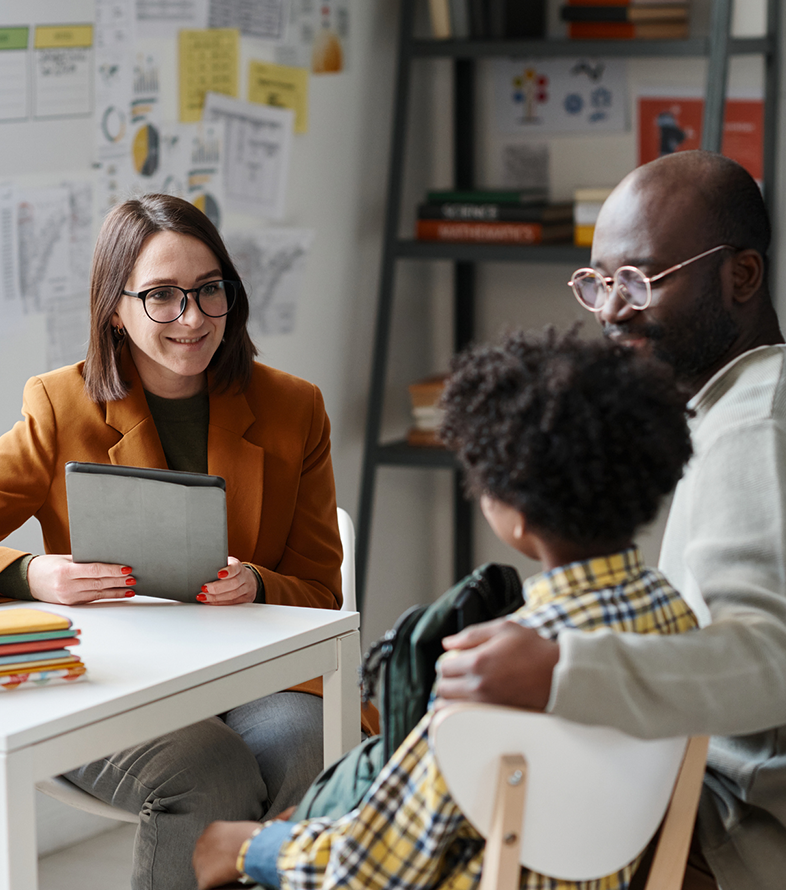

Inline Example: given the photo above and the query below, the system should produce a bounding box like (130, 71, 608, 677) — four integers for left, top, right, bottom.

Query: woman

(0, 195, 377, 890)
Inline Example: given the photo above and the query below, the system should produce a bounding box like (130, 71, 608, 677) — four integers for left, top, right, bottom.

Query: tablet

(65, 461, 228, 603)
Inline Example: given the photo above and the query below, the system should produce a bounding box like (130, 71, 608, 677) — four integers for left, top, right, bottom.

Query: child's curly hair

(439, 327, 693, 546)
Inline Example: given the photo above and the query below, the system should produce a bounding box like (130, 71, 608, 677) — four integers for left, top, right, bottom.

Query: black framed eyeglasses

(567, 244, 736, 312)
(122, 280, 239, 324)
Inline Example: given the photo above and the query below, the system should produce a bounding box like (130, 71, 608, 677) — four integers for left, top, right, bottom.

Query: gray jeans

(64, 691, 324, 890)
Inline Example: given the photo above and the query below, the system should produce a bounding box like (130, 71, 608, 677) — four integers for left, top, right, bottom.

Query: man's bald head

(617, 151, 770, 264)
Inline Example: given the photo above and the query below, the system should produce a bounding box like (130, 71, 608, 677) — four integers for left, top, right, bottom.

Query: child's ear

(511, 511, 527, 542)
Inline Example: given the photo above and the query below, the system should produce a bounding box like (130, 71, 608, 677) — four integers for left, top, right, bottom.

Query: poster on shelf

(637, 92, 764, 183)
(493, 57, 626, 135)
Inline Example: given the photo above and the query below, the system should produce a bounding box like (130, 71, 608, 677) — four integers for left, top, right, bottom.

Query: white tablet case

(66, 462, 228, 603)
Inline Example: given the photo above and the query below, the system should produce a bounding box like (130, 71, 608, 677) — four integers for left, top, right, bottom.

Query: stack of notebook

(0, 608, 87, 691)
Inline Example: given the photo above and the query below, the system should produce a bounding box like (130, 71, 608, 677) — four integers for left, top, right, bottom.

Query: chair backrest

(337, 507, 356, 612)
(430, 703, 707, 886)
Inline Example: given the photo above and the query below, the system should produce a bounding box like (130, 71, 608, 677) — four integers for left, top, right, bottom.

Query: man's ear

(730, 249, 764, 305)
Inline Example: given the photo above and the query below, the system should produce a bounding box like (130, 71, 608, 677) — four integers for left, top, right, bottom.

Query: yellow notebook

(0, 609, 72, 635)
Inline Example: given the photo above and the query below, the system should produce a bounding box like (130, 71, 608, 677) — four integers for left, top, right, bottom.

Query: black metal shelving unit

(355, 0, 780, 611)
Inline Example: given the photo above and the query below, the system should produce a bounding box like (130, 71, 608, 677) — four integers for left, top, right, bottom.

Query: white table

(0, 597, 362, 890)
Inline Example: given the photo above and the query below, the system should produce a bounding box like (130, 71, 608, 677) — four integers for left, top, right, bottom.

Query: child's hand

(435, 619, 558, 711)
(193, 820, 261, 889)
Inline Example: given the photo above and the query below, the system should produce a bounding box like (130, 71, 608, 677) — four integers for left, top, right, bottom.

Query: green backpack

(292, 562, 523, 821)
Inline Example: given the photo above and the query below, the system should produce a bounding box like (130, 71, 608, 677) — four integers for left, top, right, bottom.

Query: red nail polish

(201, 585, 208, 593)
(197, 593, 207, 602)
(126, 576, 136, 586)
(218, 570, 229, 579)
(121, 566, 133, 575)
(125, 591, 135, 598)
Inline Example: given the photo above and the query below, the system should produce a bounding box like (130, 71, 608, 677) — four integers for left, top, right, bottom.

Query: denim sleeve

(242, 821, 295, 888)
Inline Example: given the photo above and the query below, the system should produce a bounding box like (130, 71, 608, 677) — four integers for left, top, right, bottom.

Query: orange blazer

(0, 351, 379, 735)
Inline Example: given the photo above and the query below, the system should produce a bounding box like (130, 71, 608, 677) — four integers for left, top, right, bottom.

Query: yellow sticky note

(248, 61, 309, 134)
(179, 29, 239, 123)
(35, 25, 93, 49)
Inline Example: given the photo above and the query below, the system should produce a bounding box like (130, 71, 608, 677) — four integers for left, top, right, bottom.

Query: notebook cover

(66, 462, 228, 603)
(0, 628, 80, 645)
(0, 637, 79, 656)
(0, 608, 72, 635)
(0, 648, 77, 665)
(0, 664, 87, 690)
(0, 654, 82, 674)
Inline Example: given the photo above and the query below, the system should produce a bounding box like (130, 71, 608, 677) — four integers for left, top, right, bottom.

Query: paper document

(0, 27, 30, 122)
(94, 0, 135, 163)
(226, 228, 313, 337)
(493, 58, 626, 134)
(136, 0, 209, 40)
(208, 0, 287, 40)
(248, 61, 309, 134)
(179, 28, 239, 123)
(203, 92, 293, 219)
(33, 24, 93, 119)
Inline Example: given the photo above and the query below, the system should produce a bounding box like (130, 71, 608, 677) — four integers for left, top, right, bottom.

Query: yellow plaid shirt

(276, 547, 698, 890)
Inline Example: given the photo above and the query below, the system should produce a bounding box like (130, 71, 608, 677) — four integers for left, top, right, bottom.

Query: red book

(0, 637, 80, 656)
(568, 20, 687, 38)
(567, 0, 686, 5)
(417, 219, 538, 244)
(562, 6, 687, 22)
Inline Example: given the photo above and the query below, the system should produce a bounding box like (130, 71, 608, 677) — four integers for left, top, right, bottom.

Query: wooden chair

(36, 507, 359, 823)
(430, 703, 708, 890)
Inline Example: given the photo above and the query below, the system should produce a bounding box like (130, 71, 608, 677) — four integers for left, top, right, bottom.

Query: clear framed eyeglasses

(122, 280, 239, 324)
(567, 244, 736, 312)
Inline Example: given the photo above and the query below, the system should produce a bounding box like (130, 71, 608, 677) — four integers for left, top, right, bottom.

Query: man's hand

(435, 619, 559, 712)
(193, 820, 260, 889)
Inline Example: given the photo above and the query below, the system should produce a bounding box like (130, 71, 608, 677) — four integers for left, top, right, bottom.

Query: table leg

(322, 629, 361, 767)
(0, 748, 38, 890)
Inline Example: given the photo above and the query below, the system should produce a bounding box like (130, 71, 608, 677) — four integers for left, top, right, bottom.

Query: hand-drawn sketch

(226, 228, 313, 337)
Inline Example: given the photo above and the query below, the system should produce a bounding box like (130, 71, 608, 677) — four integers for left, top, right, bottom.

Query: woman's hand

(27, 555, 136, 604)
(197, 556, 258, 605)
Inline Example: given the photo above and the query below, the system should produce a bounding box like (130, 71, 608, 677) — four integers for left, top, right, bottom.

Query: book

(0, 608, 72, 635)
(573, 187, 614, 246)
(416, 219, 574, 244)
(0, 654, 82, 673)
(566, 0, 686, 4)
(468, 0, 487, 38)
(0, 664, 87, 691)
(568, 20, 688, 38)
(428, 0, 452, 38)
(418, 201, 573, 223)
(489, 0, 547, 38)
(0, 628, 80, 645)
(449, 0, 470, 38)
(407, 375, 447, 448)
(0, 637, 80, 657)
(425, 187, 550, 204)
(561, 5, 687, 22)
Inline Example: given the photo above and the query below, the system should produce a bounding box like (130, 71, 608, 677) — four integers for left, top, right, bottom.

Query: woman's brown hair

(83, 194, 257, 402)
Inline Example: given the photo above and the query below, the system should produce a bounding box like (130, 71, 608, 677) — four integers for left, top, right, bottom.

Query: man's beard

(604, 268, 739, 383)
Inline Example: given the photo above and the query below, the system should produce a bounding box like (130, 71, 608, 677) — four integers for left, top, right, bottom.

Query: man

(437, 150, 786, 889)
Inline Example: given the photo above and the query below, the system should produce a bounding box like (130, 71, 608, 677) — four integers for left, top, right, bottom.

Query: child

(194, 327, 698, 890)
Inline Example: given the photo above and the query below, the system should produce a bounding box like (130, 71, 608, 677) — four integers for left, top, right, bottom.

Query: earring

(113, 325, 126, 339)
